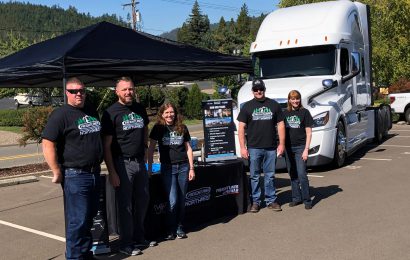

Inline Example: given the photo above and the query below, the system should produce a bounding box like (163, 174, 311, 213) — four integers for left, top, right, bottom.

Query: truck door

(340, 44, 363, 150)
(351, 51, 369, 143)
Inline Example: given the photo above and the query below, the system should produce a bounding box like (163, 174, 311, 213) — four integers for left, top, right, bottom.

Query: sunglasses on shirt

(66, 89, 86, 95)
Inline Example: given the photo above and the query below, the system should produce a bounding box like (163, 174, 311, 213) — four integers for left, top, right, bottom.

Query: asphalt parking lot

(1, 124, 409, 260)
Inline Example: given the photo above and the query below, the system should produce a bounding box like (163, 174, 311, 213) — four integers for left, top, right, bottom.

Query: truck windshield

(252, 45, 336, 79)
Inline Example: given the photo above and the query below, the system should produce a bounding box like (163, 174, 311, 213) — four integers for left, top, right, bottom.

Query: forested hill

(0, 2, 128, 42)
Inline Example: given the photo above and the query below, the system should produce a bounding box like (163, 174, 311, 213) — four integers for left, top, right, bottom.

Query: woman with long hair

(284, 90, 313, 209)
(147, 102, 195, 239)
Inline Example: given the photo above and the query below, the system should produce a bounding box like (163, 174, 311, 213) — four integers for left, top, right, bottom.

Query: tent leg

(63, 76, 67, 104)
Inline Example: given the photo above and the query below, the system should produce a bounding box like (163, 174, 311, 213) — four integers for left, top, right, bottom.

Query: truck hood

(238, 77, 337, 107)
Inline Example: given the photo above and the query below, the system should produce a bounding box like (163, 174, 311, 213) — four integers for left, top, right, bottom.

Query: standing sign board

(202, 99, 236, 162)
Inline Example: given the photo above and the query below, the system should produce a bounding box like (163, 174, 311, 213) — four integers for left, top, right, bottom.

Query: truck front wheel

(405, 107, 410, 124)
(333, 121, 346, 168)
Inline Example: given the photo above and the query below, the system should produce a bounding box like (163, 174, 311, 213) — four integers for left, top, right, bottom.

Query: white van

(234, 1, 391, 168)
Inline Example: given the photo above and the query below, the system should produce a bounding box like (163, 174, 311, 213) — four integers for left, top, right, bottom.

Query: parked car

(389, 92, 410, 123)
(14, 93, 63, 108)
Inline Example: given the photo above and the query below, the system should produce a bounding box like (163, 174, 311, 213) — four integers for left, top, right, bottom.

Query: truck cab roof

(251, 0, 365, 53)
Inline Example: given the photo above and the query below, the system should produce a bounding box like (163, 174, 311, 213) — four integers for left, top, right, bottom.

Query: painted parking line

(352, 158, 392, 161)
(0, 219, 65, 242)
(307, 174, 324, 178)
(395, 136, 410, 138)
(367, 144, 410, 148)
(0, 153, 42, 161)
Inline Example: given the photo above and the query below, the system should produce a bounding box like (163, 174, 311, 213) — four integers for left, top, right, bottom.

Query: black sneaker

(176, 230, 187, 239)
(165, 233, 176, 240)
(289, 201, 302, 207)
(305, 204, 313, 210)
(119, 245, 142, 256)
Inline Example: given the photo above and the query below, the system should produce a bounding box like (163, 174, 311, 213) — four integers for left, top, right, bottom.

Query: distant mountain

(0, 1, 128, 42)
(159, 22, 219, 41)
(159, 28, 179, 41)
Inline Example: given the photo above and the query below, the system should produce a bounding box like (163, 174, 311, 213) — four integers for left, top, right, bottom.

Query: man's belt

(65, 164, 101, 173)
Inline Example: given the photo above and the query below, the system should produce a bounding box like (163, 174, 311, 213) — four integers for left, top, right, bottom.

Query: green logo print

(122, 112, 144, 130)
(76, 115, 101, 135)
(252, 106, 273, 120)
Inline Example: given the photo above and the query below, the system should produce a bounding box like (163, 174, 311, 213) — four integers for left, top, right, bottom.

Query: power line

(159, 0, 272, 16)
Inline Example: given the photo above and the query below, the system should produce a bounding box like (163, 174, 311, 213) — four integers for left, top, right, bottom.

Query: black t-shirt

(149, 124, 191, 164)
(101, 102, 149, 158)
(283, 108, 313, 147)
(41, 104, 103, 168)
(237, 98, 284, 149)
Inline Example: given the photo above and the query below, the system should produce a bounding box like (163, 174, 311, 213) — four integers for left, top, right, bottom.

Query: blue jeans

(161, 162, 189, 234)
(62, 167, 101, 260)
(248, 148, 277, 206)
(114, 158, 149, 247)
(285, 145, 311, 205)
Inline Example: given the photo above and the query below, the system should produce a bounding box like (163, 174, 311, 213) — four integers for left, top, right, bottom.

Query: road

(0, 124, 204, 169)
(0, 97, 16, 110)
(0, 124, 409, 259)
(0, 143, 43, 169)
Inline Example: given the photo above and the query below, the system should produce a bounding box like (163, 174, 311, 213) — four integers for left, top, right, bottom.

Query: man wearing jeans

(237, 78, 285, 213)
(42, 77, 103, 259)
(102, 77, 156, 256)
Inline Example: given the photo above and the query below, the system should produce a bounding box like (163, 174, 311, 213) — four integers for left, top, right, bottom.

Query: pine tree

(177, 1, 210, 47)
(185, 84, 203, 119)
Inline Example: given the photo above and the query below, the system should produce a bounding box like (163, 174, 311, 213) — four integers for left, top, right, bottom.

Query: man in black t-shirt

(102, 77, 155, 256)
(42, 77, 103, 260)
(237, 79, 285, 213)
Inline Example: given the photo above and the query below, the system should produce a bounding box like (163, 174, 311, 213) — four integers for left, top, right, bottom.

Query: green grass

(0, 126, 23, 134)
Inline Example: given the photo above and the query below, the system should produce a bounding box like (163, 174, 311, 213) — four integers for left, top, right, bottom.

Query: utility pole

(122, 0, 142, 31)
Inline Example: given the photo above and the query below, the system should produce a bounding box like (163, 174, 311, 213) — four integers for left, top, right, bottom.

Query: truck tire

(15, 100, 20, 108)
(332, 121, 346, 168)
(381, 105, 390, 137)
(405, 107, 410, 124)
(374, 109, 384, 143)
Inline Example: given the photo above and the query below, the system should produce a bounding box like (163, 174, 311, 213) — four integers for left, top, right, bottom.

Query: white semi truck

(234, 0, 392, 168)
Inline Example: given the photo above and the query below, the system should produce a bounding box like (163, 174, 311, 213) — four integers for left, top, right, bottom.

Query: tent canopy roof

(0, 22, 252, 88)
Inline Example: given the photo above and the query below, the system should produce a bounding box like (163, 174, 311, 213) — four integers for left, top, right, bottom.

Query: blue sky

(20, 0, 279, 35)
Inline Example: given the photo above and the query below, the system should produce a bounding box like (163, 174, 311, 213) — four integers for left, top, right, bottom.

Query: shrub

(389, 78, 410, 93)
(19, 106, 53, 146)
(0, 109, 27, 126)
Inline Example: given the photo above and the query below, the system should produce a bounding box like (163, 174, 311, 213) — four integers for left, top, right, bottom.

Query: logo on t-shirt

(162, 130, 184, 146)
(252, 106, 273, 120)
(286, 115, 301, 128)
(76, 115, 101, 135)
(122, 112, 144, 130)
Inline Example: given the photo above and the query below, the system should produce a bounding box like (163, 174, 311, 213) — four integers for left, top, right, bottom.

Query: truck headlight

(312, 111, 330, 127)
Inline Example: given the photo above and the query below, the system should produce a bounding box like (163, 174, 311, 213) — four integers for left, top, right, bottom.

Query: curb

(0, 175, 39, 187)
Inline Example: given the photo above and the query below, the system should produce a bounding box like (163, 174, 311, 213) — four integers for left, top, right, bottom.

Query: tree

(236, 4, 251, 39)
(177, 1, 210, 47)
(185, 84, 203, 119)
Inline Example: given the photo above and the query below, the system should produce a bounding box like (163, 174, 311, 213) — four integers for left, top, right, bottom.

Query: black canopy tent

(0, 21, 252, 88)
